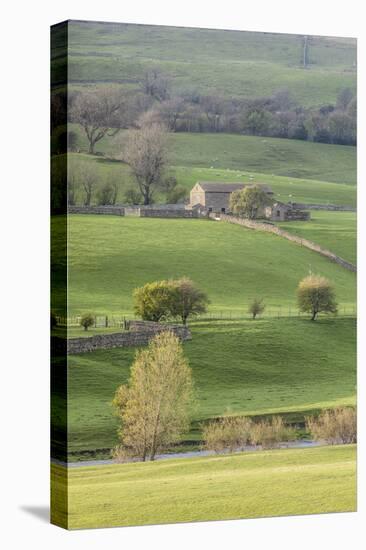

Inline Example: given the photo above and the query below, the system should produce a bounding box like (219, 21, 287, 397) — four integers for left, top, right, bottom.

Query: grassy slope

(61, 216, 356, 316)
(66, 126, 357, 185)
(54, 21, 357, 107)
(64, 318, 356, 456)
(51, 445, 356, 528)
(277, 211, 357, 264)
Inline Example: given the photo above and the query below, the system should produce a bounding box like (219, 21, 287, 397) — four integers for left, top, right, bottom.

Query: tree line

(52, 73, 356, 158)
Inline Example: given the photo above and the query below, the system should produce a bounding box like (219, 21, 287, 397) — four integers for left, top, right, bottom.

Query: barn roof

(196, 182, 273, 194)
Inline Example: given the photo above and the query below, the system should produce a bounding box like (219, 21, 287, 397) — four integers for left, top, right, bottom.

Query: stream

(52, 439, 322, 468)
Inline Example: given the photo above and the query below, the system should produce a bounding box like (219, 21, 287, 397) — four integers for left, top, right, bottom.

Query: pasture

(51, 445, 356, 529)
(59, 317, 356, 458)
(52, 21, 357, 107)
(60, 216, 356, 316)
(65, 127, 357, 186)
(277, 211, 357, 264)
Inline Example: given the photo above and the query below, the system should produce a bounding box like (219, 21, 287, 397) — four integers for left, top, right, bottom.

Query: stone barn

(189, 182, 273, 214)
(265, 202, 311, 221)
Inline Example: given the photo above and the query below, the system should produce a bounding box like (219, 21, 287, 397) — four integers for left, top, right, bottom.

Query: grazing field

(277, 211, 357, 264)
(59, 216, 356, 316)
(52, 21, 356, 107)
(65, 127, 357, 186)
(60, 318, 356, 458)
(51, 445, 356, 528)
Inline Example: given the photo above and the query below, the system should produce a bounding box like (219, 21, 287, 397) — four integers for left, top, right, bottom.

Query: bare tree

(78, 161, 98, 206)
(124, 122, 168, 205)
(201, 95, 225, 132)
(141, 69, 170, 102)
(70, 87, 125, 154)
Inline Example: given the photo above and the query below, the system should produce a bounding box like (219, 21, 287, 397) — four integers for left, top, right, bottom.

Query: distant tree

(248, 298, 265, 320)
(156, 97, 185, 131)
(200, 95, 226, 132)
(112, 331, 193, 461)
(123, 187, 142, 205)
(79, 162, 98, 206)
(229, 185, 270, 219)
(327, 112, 356, 145)
(161, 176, 187, 204)
(336, 88, 354, 111)
(243, 109, 273, 136)
(70, 87, 125, 154)
(169, 277, 209, 325)
(133, 280, 174, 322)
(140, 69, 170, 102)
(80, 313, 94, 331)
(96, 181, 118, 205)
(297, 274, 338, 321)
(124, 122, 168, 205)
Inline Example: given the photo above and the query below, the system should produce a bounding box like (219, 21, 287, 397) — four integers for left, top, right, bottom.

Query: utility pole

(302, 35, 309, 68)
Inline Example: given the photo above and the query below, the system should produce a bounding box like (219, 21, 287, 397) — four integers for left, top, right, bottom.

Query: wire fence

(56, 306, 357, 328)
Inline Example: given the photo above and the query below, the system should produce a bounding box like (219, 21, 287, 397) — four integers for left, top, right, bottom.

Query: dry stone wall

(68, 206, 125, 215)
(211, 213, 356, 272)
(292, 203, 356, 212)
(65, 321, 191, 355)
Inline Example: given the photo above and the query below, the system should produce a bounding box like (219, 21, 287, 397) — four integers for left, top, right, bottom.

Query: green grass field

(51, 445, 356, 529)
(59, 317, 356, 458)
(65, 127, 357, 186)
(52, 21, 356, 107)
(277, 211, 357, 264)
(58, 216, 356, 316)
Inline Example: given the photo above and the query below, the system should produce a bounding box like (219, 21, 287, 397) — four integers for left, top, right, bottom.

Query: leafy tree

(248, 298, 265, 320)
(112, 331, 193, 461)
(124, 122, 168, 205)
(297, 274, 337, 321)
(169, 277, 209, 325)
(229, 185, 270, 219)
(133, 280, 174, 322)
(80, 313, 94, 331)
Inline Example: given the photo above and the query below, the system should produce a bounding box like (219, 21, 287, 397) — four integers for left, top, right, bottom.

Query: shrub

(96, 182, 117, 205)
(80, 313, 94, 331)
(202, 416, 252, 453)
(306, 407, 356, 444)
(249, 416, 296, 449)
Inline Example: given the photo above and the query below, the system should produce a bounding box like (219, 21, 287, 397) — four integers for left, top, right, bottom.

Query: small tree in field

(133, 280, 174, 322)
(112, 331, 193, 461)
(297, 274, 337, 321)
(248, 298, 265, 320)
(169, 277, 209, 325)
(80, 313, 94, 331)
(229, 185, 270, 219)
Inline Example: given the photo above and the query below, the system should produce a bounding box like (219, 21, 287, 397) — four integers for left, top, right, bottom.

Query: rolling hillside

(61, 317, 356, 458)
(52, 20, 356, 107)
(59, 216, 356, 316)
